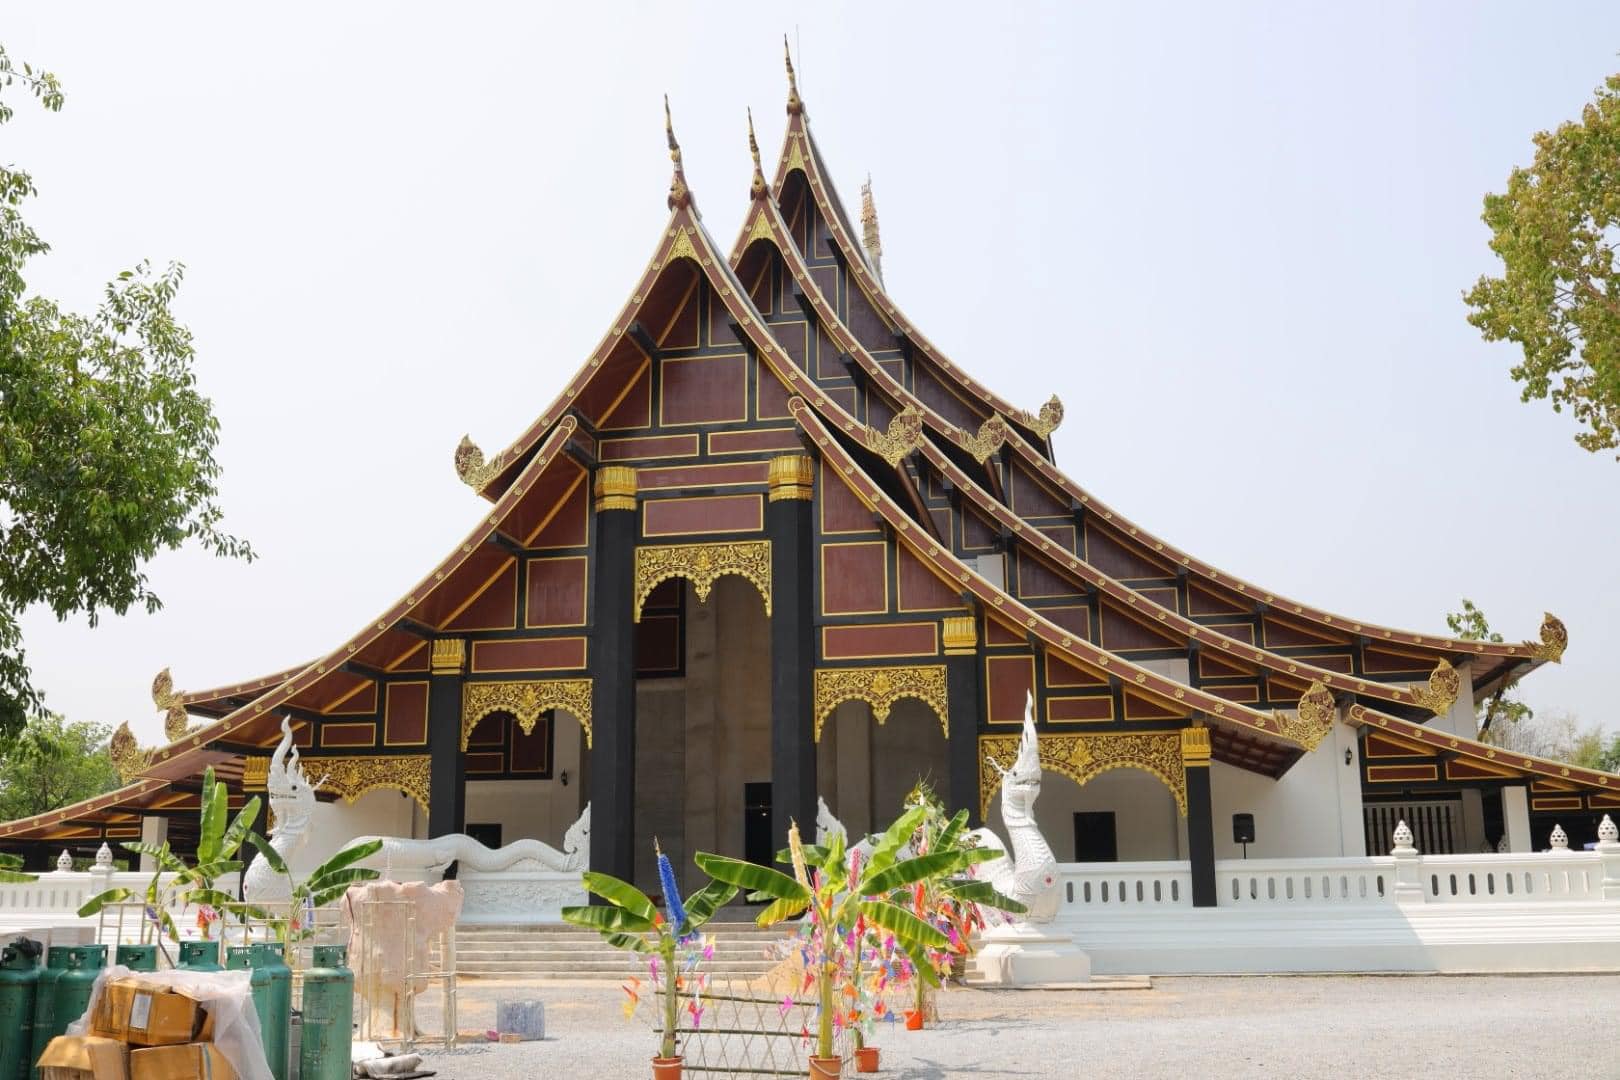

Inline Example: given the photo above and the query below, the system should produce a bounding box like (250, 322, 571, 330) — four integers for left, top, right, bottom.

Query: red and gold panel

(1044, 651, 1105, 688)
(383, 681, 428, 746)
(1137, 586, 1180, 613)
(1188, 582, 1247, 616)
(1015, 555, 1084, 602)
(1446, 758, 1519, 782)
(466, 752, 504, 776)
(775, 320, 810, 372)
(757, 356, 793, 420)
(1084, 525, 1175, 580)
(896, 546, 963, 613)
(637, 462, 769, 491)
(659, 354, 747, 426)
(471, 637, 588, 674)
(1361, 648, 1434, 676)
(1123, 692, 1185, 721)
(653, 270, 700, 349)
(636, 614, 682, 674)
(526, 556, 589, 628)
(1295, 652, 1354, 674)
(821, 542, 889, 616)
(1198, 651, 1252, 679)
(1041, 605, 1091, 641)
(985, 614, 1024, 647)
(1202, 683, 1260, 703)
(745, 257, 772, 313)
(984, 655, 1035, 725)
(1264, 677, 1307, 704)
(600, 434, 701, 462)
(1364, 731, 1435, 759)
(445, 558, 519, 633)
(911, 365, 982, 433)
(1046, 695, 1114, 723)
(643, 494, 764, 538)
(1367, 764, 1440, 783)
(1261, 616, 1347, 649)
(387, 641, 430, 673)
(319, 722, 376, 749)
(826, 386, 858, 414)
(1008, 465, 1068, 520)
(960, 510, 997, 552)
(599, 362, 652, 430)
(1036, 524, 1077, 554)
(845, 277, 893, 354)
(1531, 796, 1583, 811)
(1589, 792, 1620, 808)
(321, 680, 377, 717)
(1206, 621, 1256, 645)
(523, 472, 589, 550)
(819, 459, 875, 534)
(467, 711, 504, 747)
(709, 428, 804, 455)
(822, 622, 938, 661)
(1098, 602, 1181, 651)
(509, 715, 550, 775)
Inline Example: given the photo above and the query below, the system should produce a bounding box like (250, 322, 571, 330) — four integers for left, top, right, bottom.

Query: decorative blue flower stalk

(656, 839, 688, 936)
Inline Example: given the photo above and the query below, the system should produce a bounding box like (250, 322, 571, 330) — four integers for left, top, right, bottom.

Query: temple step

(450, 923, 794, 980)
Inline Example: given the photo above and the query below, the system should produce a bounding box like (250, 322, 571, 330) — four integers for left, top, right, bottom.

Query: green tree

(1446, 600, 1533, 738)
(0, 712, 118, 821)
(0, 46, 252, 738)
(1465, 73, 1620, 457)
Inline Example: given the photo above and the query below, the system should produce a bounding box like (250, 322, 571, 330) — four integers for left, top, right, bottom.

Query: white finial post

(1391, 820, 1415, 854)
(1599, 814, 1618, 845)
(55, 850, 72, 873)
(1390, 820, 1423, 906)
(1496, 834, 1510, 854)
(1597, 815, 1620, 901)
(94, 842, 113, 869)
(1547, 823, 1573, 855)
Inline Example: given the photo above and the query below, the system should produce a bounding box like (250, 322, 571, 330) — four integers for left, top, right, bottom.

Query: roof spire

(748, 108, 767, 201)
(784, 35, 803, 115)
(665, 94, 691, 211)
(860, 174, 883, 281)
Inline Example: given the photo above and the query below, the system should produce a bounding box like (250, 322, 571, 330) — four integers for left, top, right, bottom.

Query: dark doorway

(465, 822, 502, 850)
(744, 783, 774, 870)
(1073, 812, 1118, 862)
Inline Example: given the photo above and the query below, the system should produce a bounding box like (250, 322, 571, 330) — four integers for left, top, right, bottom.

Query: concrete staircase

(452, 920, 791, 980)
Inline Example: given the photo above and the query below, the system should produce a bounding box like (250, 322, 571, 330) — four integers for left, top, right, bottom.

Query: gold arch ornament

(1408, 660, 1461, 718)
(978, 730, 1187, 819)
(633, 540, 771, 622)
(461, 678, 594, 750)
(1272, 680, 1336, 751)
(813, 665, 948, 741)
(317, 755, 431, 813)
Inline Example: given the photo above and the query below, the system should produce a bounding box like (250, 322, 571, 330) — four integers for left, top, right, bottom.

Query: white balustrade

(1057, 861, 1194, 908)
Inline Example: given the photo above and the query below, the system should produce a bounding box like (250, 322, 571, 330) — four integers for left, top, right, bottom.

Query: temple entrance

(460, 708, 588, 849)
(991, 769, 1185, 863)
(814, 698, 950, 843)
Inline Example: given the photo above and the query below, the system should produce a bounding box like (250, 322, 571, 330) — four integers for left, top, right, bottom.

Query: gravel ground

(409, 974, 1620, 1079)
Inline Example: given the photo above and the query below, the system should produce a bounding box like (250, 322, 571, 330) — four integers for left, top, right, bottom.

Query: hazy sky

(6, 3, 1618, 747)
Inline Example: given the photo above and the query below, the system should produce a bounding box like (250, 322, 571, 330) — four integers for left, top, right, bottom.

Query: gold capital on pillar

(431, 638, 467, 675)
(594, 466, 638, 512)
(1181, 724, 1212, 766)
(768, 455, 814, 501)
(942, 615, 977, 655)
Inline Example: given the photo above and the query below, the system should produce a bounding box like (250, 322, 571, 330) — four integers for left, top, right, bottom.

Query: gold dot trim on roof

(813, 665, 948, 741)
(461, 678, 593, 751)
(633, 540, 772, 622)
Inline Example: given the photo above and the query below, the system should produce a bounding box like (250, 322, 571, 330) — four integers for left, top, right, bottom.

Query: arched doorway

(815, 697, 950, 843)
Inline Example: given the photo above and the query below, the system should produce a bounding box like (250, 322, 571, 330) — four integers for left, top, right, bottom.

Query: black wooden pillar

(767, 455, 816, 860)
(943, 615, 983, 826)
(1183, 725, 1217, 907)
(427, 638, 467, 838)
(590, 466, 638, 886)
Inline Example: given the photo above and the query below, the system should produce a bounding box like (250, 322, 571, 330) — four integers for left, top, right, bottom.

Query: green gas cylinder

(28, 946, 71, 1080)
(255, 943, 292, 1080)
(53, 946, 106, 1031)
(1, 938, 41, 1080)
(298, 945, 352, 1080)
(178, 939, 223, 971)
(226, 946, 272, 1050)
(115, 943, 157, 972)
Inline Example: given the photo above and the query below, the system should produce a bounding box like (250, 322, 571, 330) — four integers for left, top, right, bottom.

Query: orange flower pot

(652, 1056, 682, 1080)
(904, 1009, 924, 1031)
(808, 1055, 843, 1079)
(855, 1045, 881, 1072)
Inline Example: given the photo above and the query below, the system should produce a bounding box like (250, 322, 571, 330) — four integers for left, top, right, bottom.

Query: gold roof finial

(860, 173, 883, 280)
(748, 107, 767, 200)
(665, 94, 691, 211)
(784, 35, 803, 115)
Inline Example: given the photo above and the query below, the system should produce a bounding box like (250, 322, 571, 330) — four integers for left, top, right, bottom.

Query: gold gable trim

(813, 664, 948, 741)
(633, 540, 771, 621)
(980, 730, 1187, 819)
(461, 678, 594, 750)
(317, 755, 430, 813)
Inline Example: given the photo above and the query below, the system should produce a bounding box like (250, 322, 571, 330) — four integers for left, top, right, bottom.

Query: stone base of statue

(969, 922, 1092, 986)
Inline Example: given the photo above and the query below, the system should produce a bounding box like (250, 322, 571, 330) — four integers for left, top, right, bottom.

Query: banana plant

(77, 766, 260, 943)
(234, 836, 384, 944)
(560, 843, 738, 1063)
(0, 852, 36, 884)
(697, 806, 975, 1062)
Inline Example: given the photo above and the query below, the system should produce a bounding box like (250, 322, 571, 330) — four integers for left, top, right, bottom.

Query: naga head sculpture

(266, 716, 322, 840)
(991, 692, 1043, 827)
(562, 802, 591, 861)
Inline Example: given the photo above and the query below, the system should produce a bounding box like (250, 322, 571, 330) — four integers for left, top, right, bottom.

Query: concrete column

(1458, 788, 1488, 853)
(589, 466, 638, 888)
(766, 455, 816, 860)
(427, 638, 467, 839)
(1333, 719, 1367, 857)
(1502, 785, 1533, 853)
(138, 816, 169, 873)
(1182, 727, 1216, 907)
(682, 580, 718, 892)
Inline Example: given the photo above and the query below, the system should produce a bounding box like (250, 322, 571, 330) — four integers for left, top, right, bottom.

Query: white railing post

(1390, 821, 1425, 906)
(89, 843, 115, 898)
(1597, 815, 1620, 901)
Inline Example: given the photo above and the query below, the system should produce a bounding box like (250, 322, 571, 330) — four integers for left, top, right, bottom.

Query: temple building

(4, 52, 1616, 909)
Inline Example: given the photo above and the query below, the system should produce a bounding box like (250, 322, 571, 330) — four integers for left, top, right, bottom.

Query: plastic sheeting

(66, 963, 272, 1080)
(341, 880, 463, 999)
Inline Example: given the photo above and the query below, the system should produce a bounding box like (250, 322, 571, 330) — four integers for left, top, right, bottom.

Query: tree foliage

(0, 712, 118, 820)
(1465, 73, 1620, 456)
(0, 45, 252, 738)
(1446, 599, 1532, 737)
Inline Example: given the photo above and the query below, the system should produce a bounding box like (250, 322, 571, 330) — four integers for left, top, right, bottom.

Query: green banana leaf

(858, 898, 949, 951)
(680, 878, 739, 933)
(752, 893, 809, 928)
(941, 879, 1027, 913)
(245, 833, 288, 874)
(601, 931, 655, 953)
(307, 838, 383, 882)
(76, 887, 135, 918)
(561, 903, 657, 935)
(301, 866, 379, 900)
(580, 872, 658, 921)
(694, 852, 807, 904)
(218, 797, 262, 859)
(119, 841, 183, 874)
(774, 843, 830, 867)
(197, 771, 225, 866)
(858, 851, 970, 896)
(934, 809, 969, 853)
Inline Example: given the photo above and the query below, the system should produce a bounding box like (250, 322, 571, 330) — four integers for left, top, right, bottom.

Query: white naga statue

(244, 717, 324, 902)
(354, 804, 591, 876)
(968, 693, 1060, 923)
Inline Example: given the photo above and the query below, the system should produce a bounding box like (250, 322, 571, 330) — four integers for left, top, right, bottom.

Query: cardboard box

(37, 1034, 131, 1080)
(129, 1044, 237, 1080)
(91, 978, 206, 1046)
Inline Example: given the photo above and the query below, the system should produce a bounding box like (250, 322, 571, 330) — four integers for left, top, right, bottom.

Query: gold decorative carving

(666, 225, 700, 266)
(1526, 612, 1568, 663)
(960, 414, 1010, 465)
(594, 466, 638, 512)
(866, 405, 925, 466)
(813, 665, 948, 741)
(1272, 680, 1335, 752)
(634, 540, 771, 622)
(1180, 725, 1212, 765)
(747, 209, 775, 246)
(461, 678, 594, 751)
(241, 756, 269, 792)
(454, 435, 504, 490)
(980, 730, 1186, 819)
(109, 722, 152, 783)
(317, 755, 431, 813)
(768, 455, 814, 501)
(1409, 660, 1461, 717)
(431, 638, 467, 676)
(1028, 395, 1065, 439)
(152, 668, 192, 743)
(665, 95, 690, 211)
(860, 175, 882, 277)
(941, 616, 977, 655)
(784, 35, 802, 115)
(747, 107, 767, 201)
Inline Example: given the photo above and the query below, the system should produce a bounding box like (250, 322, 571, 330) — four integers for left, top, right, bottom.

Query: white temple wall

(292, 788, 420, 878)
(988, 770, 1181, 862)
(1211, 723, 1364, 858)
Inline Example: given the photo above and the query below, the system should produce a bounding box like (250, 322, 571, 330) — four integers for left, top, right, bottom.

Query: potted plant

(561, 841, 737, 1079)
(696, 807, 958, 1079)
